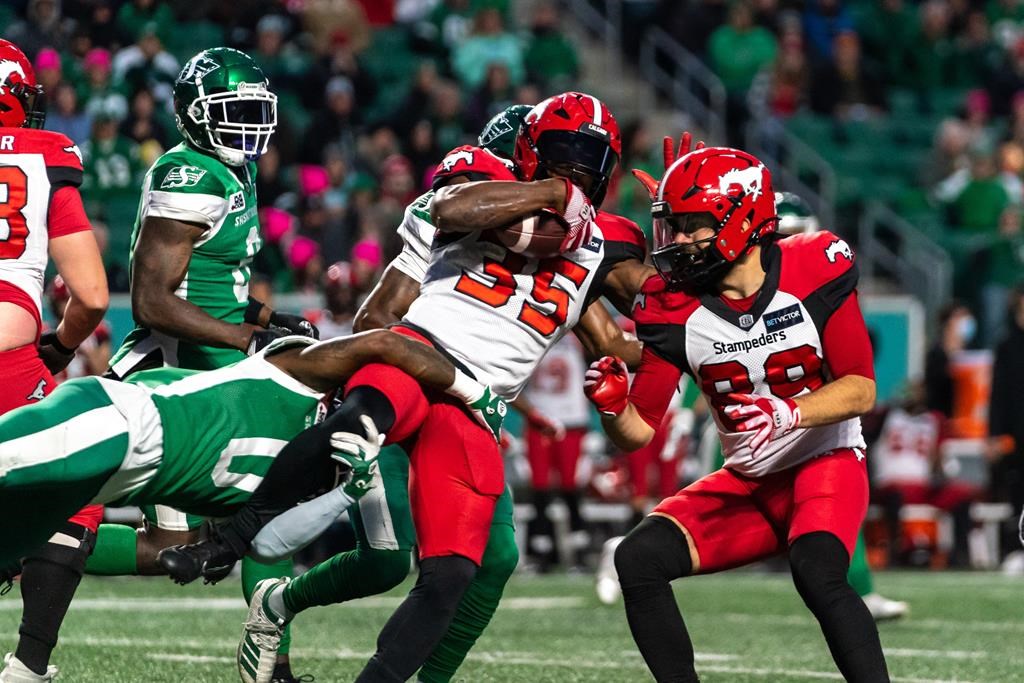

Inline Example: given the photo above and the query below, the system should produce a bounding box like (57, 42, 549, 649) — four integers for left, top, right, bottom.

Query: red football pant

(345, 327, 503, 565)
(0, 344, 103, 533)
(652, 448, 868, 574)
(628, 413, 679, 500)
(526, 426, 585, 490)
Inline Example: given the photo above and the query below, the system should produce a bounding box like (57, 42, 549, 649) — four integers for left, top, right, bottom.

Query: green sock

(282, 547, 411, 615)
(847, 531, 874, 597)
(84, 524, 138, 575)
(243, 556, 294, 655)
(419, 523, 519, 683)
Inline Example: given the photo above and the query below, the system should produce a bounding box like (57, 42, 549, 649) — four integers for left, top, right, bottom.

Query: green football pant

(0, 378, 128, 565)
(282, 446, 518, 682)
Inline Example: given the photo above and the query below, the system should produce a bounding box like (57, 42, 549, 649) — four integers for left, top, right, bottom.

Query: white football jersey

(634, 231, 867, 477)
(403, 210, 645, 399)
(0, 128, 85, 318)
(872, 408, 941, 485)
(391, 190, 434, 283)
(523, 335, 590, 428)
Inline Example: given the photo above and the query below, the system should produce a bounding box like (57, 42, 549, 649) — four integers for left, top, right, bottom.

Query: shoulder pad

(433, 145, 517, 188)
(631, 274, 700, 326)
(7, 129, 84, 173)
(596, 211, 647, 253)
(777, 230, 858, 299)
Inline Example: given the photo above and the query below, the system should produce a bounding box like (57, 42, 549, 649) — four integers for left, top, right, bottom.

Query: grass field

(1, 570, 1019, 682)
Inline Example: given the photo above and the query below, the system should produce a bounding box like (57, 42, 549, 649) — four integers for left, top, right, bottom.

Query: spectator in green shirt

(451, 8, 525, 89)
(524, 2, 579, 91)
(707, 1, 778, 94)
(115, 0, 175, 43)
(952, 152, 1010, 232)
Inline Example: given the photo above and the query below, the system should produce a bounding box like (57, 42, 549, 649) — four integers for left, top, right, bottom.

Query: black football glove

(38, 331, 77, 374)
(269, 311, 319, 340)
(246, 326, 290, 355)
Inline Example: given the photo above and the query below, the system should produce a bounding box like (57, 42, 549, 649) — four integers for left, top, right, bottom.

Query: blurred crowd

(3, 0, 591, 297)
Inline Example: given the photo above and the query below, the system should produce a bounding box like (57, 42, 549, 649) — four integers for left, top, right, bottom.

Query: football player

(0, 330, 505, 573)
(0, 39, 109, 683)
(163, 92, 651, 683)
(585, 148, 890, 681)
(86, 47, 315, 683)
(776, 190, 908, 621)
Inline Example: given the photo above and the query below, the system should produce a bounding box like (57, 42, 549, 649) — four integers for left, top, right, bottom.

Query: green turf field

(0, 570, 1019, 681)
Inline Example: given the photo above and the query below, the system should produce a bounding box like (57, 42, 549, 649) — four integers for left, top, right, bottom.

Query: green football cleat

(238, 578, 290, 683)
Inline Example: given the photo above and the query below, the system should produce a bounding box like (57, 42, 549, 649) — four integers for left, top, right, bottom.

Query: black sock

(562, 489, 585, 532)
(789, 532, 890, 682)
(16, 522, 96, 675)
(219, 387, 397, 554)
(615, 516, 698, 683)
(355, 556, 476, 682)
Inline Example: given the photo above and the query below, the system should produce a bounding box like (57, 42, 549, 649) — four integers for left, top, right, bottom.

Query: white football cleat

(0, 653, 58, 682)
(238, 578, 290, 683)
(595, 536, 624, 605)
(862, 592, 909, 621)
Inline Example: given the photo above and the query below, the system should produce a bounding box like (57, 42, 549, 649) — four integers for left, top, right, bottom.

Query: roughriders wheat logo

(161, 165, 207, 189)
(718, 165, 766, 201)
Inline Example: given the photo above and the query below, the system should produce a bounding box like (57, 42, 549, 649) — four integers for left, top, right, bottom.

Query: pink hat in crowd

(35, 48, 61, 72)
(351, 238, 382, 271)
(260, 207, 295, 243)
(83, 48, 112, 71)
(299, 164, 330, 196)
(288, 236, 320, 271)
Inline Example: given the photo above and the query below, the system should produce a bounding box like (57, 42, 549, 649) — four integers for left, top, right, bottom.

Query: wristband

(446, 368, 485, 404)
(244, 297, 264, 325)
(43, 331, 76, 355)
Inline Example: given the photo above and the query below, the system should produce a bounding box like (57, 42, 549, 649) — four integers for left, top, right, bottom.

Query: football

(493, 210, 568, 258)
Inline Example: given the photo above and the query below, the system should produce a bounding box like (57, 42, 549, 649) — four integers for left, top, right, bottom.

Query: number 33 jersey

(403, 210, 645, 399)
(631, 231, 873, 477)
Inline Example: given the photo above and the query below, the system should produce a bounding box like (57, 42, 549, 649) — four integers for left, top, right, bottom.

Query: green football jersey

(112, 339, 325, 517)
(109, 142, 262, 374)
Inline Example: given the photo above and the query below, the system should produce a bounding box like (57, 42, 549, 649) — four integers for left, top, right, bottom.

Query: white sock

(267, 584, 294, 621)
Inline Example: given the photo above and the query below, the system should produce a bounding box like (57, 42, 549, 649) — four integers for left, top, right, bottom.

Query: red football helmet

(0, 40, 45, 129)
(651, 147, 777, 290)
(513, 91, 621, 207)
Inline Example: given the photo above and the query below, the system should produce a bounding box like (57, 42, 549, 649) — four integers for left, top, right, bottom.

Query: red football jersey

(630, 231, 872, 477)
(0, 127, 89, 322)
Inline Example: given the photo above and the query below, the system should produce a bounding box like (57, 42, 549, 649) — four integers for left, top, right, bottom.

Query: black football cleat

(158, 540, 238, 585)
(0, 560, 20, 596)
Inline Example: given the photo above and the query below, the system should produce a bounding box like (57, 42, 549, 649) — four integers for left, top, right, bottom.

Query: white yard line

(0, 595, 587, 612)
(700, 665, 978, 683)
(148, 653, 234, 665)
(716, 611, 1024, 632)
(886, 648, 985, 660)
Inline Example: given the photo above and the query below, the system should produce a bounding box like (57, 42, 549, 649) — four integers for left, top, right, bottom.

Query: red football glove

(631, 131, 706, 199)
(723, 393, 801, 458)
(584, 356, 629, 416)
(527, 410, 566, 440)
(557, 178, 595, 252)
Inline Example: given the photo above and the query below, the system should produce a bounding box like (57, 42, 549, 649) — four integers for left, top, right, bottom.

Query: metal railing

(745, 119, 838, 231)
(563, 0, 624, 85)
(638, 27, 727, 145)
(858, 201, 953, 321)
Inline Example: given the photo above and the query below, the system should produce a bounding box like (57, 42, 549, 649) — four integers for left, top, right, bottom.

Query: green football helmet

(173, 48, 277, 167)
(775, 191, 820, 235)
(478, 104, 532, 160)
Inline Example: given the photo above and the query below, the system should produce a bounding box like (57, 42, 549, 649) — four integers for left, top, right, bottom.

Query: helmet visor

(535, 129, 618, 180)
(652, 210, 720, 251)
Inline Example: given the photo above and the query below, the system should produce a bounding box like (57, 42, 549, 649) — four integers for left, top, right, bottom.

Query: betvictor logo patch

(763, 303, 804, 332)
